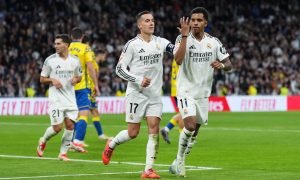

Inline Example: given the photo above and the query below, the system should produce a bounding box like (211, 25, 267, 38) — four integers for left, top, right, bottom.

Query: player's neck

(58, 51, 68, 60)
(193, 32, 205, 41)
(139, 33, 152, 42)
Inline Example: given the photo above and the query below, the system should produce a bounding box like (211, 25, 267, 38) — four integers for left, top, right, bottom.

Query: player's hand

(141, 77, 151, 88)
(70, 77, 79, 86)
(94, 86, 100, 96)
(210, 60, 225, 70)
(52, 79, 63, 88)
(177, 17, 190, 37)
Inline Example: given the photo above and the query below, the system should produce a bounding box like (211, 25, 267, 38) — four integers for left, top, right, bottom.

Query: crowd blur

(0, 0, 299, 97)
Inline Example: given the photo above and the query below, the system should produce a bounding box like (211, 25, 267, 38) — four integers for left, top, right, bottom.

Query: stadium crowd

(0, 0, 299, 97)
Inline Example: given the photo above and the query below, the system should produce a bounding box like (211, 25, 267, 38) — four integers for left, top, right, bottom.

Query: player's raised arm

(174, 17, 190, 65)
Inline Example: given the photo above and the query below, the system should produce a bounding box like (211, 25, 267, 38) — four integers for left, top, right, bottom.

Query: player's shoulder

(123, 36, 139, 53)
(44, 53, 57, 64)
(69, 54, 80, 61)
(70, 42, 87, 49)
(152, 35, 170, 44)
(205, 33, 223, 45)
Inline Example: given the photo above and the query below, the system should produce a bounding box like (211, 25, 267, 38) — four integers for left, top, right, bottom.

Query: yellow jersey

(88, 50, 99, 90)
(171, 59, 179, 97)
(69, 42, 93, 90)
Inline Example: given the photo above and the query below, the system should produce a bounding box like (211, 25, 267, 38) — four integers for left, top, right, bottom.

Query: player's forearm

(40, 76, 53, 85)
(75, 76, 82, 83)
(222, 58, 233, 71)
(174, 38, 187, 65)
(116, 63, 143, 85)
(87, 63, 98, 87)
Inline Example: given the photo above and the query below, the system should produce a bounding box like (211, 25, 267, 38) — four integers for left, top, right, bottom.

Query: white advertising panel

(0, 97, 175, 116)
(226, 96, 287, 112)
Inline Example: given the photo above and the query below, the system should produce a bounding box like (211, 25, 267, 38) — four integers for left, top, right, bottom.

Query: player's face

(54, 38, 68, 54)
(190, 13, 207, 35)
(138, 14, 155, 35)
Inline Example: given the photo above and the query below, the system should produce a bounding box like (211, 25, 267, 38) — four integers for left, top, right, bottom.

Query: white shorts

(48, 107, 78, 125)
(125, 92, 162, 123)
(177, 96, 209, 125)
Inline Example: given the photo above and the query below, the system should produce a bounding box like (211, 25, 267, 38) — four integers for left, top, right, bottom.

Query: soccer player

(169, 7, 233, 177)
(102, 10, 174, 179)
(82, 35, 111, 141)
(69, 27, 99, 150)
(36, 34, 82, 161)
(160, 59, 184, 144)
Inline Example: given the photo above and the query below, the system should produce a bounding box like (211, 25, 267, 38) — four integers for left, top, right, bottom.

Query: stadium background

(0, 0, 299, 97)
(0, 1, 300, 179)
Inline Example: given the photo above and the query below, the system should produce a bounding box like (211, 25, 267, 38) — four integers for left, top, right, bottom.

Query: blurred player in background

(37, 34, 82, 161)
(102, 10, 175, 179)
(169, 7, 232, 177)
(82, 35, 111, 141)
(69, 27, 99, 151)
(160, 59, 184, 144)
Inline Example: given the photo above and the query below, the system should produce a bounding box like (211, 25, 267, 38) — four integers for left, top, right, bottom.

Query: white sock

(60, 129, 73, 154)
(145, 134, 159, 171)
(43, 126, 57, 141)
(164, 127, 170, 132)
(177, 128, 194, 160)
(109, 130, 131, 149)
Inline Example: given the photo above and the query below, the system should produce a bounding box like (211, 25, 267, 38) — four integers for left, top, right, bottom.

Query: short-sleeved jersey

(116, 35, 174, 97)
(174, 33, 229, 99)
(171, 59, 179, 97)
(41, 53, 82, 110)
(88, 50, 99, 89)
(69, 42, 93, 90)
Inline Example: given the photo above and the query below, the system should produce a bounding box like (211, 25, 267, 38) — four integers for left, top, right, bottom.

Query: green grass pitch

(0, 112, 300, 179)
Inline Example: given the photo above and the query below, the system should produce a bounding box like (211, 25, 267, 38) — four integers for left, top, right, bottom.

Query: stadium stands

(0, 0, 299, 97)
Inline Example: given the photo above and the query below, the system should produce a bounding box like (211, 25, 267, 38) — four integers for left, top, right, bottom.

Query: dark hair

(190, 7, 209, 21)
(55, 34, 71, 44)
(71, 27, 83, 39)
(81, 34, 89, 44)
(95, 49, 106, 54)
(136, 10, 152, 22)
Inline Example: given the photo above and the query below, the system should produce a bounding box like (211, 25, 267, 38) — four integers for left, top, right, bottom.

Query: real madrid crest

(156, 44, 160, 50)
(207, 43, 212, 49)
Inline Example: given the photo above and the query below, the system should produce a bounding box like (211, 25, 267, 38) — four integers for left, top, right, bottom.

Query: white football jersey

(116, 35, 174, 97)
(41, 53, 82, 110)
(174, 33, 229, 99)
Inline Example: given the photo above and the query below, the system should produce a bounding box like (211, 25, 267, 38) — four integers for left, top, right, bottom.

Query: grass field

(0, 112, 300, 179)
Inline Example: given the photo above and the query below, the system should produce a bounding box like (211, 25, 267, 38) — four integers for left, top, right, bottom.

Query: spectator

(0, 0, 299, 96)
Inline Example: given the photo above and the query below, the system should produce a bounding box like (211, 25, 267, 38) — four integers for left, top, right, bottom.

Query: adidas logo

(138, 48, 145, 53)
(189, 45, 196, 50)
(56, 65, 61, 68)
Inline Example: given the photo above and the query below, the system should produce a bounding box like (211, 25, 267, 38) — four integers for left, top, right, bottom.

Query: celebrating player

(169, 7, 233, 177)
(102, 10, 174, 179)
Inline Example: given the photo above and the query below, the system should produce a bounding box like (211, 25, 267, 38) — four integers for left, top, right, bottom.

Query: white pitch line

(1, 122, 299, 133)
(0, 169, 221, 179)
(0, 154, 221, 170)
(0, 154, 221, 180)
